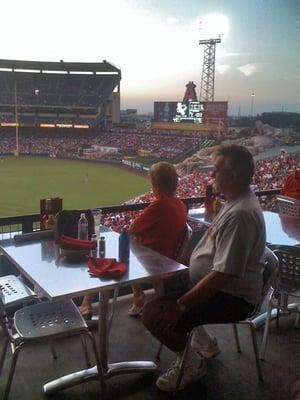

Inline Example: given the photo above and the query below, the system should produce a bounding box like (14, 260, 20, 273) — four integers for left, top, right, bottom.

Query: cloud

(217, 51, 252, 58)
(166, 17, 179, 24)
(216, 64, 230, 74)
(237, 63, 258, 77)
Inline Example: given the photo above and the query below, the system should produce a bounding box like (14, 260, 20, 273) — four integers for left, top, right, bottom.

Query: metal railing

(0, 189, 281, 238)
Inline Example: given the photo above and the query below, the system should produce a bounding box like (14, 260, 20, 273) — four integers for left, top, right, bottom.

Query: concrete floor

(0, 293, 299, 400)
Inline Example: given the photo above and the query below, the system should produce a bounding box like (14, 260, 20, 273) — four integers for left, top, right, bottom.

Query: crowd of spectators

(101, 152, 300, 232)
(0, 131, 213, 160)
(0, 130, 298, 232)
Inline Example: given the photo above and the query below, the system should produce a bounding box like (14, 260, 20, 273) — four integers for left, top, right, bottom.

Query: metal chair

(172, 247, 278, 391)
(0, 275, 63, 372)
(0, 275, 36, 309)
(232, 247, 279, 382)
(175, 223, 193, 265)
(260, 245, 300, 360)
(276, 195, 300, 218)
(152, 223, 193, 299)
(155, 224, 193, 360)
(0, 275, 37, 374)
(0, 294, 102, 400)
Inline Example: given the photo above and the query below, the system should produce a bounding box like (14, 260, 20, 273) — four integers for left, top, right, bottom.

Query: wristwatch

(176, 298, 188, 312)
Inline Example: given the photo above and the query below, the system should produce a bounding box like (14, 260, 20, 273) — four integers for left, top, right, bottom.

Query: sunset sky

(0, 0, 299, 115)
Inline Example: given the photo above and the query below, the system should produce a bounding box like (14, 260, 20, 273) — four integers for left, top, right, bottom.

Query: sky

(0, 0, 299, 115)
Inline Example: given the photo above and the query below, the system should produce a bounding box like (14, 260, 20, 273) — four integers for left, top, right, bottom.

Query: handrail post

(22, 218, 34, 234)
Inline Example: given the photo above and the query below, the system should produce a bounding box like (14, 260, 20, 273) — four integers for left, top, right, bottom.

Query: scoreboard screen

(154, 101, 228, 127)
(173, 101, 204, 123)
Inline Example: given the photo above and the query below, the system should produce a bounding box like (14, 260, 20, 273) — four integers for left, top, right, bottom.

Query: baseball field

(0, 156, 150, 217)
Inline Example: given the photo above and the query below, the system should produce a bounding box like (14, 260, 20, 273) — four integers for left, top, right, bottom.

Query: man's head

(149, 162, 178, 197)
(213, 145, 254, 198)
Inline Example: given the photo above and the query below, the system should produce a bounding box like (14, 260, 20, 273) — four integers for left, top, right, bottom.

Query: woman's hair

(149, 162, 178, 194)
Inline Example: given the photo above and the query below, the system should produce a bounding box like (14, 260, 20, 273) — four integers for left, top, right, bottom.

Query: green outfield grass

(0, 156, 150, 217)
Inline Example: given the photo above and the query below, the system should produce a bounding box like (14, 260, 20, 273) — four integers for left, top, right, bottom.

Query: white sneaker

(191, 334, 220, 359)
(127, 303, 143, 317)
(156, 348, 207, 392)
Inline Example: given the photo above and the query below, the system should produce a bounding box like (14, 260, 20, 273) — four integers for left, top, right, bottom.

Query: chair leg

(0, 336, 10, 375)
(80, 335, 91, 368)
(156, 343, 163, 362)
(260, 294, 273, 360)
(295, 304, 300, 328)
(49, 340, 57, 360)
(276, 293, 281, 328)
(3, 343, 24, 400)
(232, 324, 241, 353)
(175, 332, 193, 392)
(249, 324, 263, 382)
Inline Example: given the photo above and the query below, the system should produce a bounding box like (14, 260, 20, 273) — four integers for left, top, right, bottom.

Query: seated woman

(282, 169, 300, 201)
(80, 162, 187, 318)
(128, 161, 187, 316)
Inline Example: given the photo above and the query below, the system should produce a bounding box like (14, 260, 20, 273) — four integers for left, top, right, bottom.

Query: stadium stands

(0, 59, 121, 129)
(0, 130, 216, 160)
(101, 153, 300, 233)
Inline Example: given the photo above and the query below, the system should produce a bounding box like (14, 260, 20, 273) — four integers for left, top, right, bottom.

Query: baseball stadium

(0, 51, 299, 400)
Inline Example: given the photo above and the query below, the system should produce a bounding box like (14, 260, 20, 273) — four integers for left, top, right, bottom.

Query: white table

(0, 231, 188, 395)
(188, 209, 300, 246)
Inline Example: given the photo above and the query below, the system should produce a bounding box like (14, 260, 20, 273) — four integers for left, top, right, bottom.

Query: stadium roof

(0, 59, 121, 76)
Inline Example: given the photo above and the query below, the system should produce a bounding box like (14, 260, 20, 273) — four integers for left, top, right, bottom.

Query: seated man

(142, 145, 266, 392)
(281, 169, 300, 201)
(128, 161, 187, 316)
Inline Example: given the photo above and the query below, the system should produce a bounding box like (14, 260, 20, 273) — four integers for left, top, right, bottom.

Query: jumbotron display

(154, 101, 228, 127)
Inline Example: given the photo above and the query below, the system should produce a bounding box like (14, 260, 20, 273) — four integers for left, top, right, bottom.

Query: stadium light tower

(250, 92, 255, 119)
(14, 80, 19, 156)
(199, 37, 221, 102)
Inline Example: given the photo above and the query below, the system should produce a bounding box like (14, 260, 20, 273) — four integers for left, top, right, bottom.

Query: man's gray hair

(215, 145, 255, 187)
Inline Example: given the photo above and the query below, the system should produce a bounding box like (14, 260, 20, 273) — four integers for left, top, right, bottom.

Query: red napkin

(56, 235, 96, 250)
(88, 257, 127, 278)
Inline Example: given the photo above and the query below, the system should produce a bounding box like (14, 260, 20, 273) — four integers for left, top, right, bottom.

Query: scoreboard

(154, 101, 228, 127)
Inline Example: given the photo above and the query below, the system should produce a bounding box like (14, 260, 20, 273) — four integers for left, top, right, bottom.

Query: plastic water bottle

(78, 213, 88, 240)
(91, 234, 98, 257)
(119, 229, 130, 263)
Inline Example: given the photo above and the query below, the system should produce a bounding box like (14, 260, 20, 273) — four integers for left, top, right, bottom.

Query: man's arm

(178, 270, 235, 310)
(160, 271, 235, 327)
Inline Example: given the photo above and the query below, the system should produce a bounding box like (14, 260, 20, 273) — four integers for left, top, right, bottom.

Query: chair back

(175, 223, 193, 265)
(275, 245, 300, 290)
(0, 275, 36, 308)
(0, 285, 6, 318)
(162, 224, 193, 295)
(276, 195, 300, 219)
(0, 285, 10, 337)
(252, 247, 279, 316)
